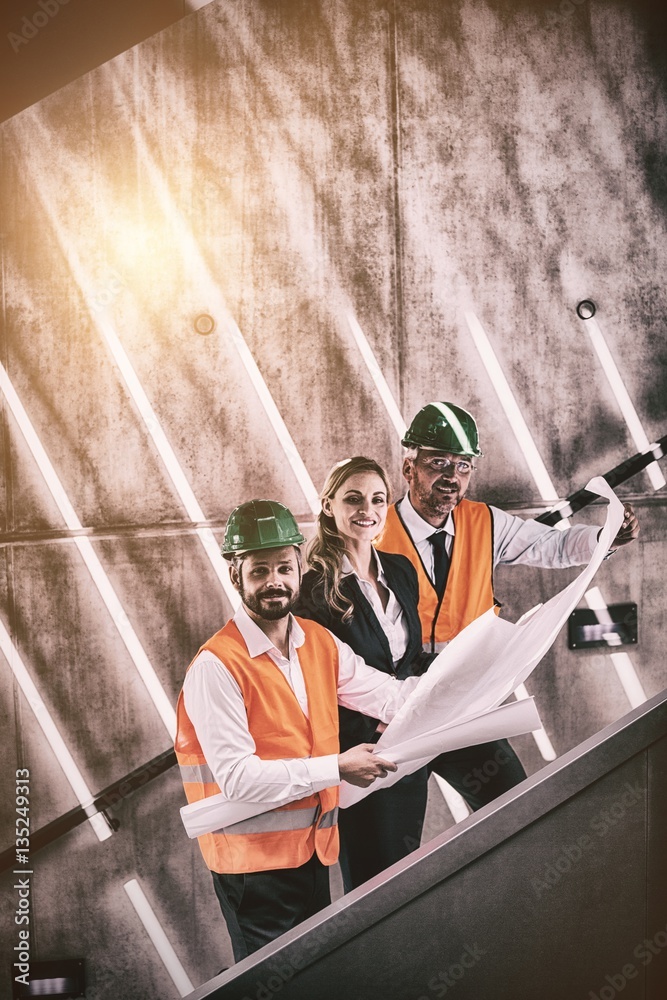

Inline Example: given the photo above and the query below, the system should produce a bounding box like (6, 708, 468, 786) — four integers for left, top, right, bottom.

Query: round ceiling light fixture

(576, 300, 596, 320)
(194, 314, 216, 335)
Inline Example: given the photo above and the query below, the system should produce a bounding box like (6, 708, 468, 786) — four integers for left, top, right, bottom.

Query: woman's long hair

(307, 456, 392, 622)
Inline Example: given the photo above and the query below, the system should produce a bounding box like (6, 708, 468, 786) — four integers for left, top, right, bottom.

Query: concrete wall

(1, 0, 665, 996)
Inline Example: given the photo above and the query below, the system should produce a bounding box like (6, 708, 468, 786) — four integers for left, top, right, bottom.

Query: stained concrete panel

(394, 0, 667, 503)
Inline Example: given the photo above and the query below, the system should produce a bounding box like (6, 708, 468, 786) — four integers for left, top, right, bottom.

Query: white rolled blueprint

(181, 698, 542, 837)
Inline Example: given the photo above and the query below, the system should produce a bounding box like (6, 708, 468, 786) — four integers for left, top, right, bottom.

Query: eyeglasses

(417, 455, 475, 475)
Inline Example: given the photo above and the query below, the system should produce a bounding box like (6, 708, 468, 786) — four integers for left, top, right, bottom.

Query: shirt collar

(396, 493, 455, 541)
(341, 548, 387, 584)
(233, 604, 305, 658)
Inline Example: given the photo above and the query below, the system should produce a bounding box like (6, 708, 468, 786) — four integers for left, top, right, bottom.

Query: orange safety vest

(175, 617, 340, 874)
(375, 499, 496, 648)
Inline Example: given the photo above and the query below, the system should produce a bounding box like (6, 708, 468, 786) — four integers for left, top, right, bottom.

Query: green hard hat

(222, 499, 305, 558)
(402, 402, 483, 457)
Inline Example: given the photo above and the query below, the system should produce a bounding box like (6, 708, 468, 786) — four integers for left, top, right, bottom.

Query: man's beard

(414, 479, 460, 521)
(239, 583, 299, 621)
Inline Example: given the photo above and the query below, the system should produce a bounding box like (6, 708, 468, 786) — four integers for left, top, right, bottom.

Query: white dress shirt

(183, 605, 419, 808)
(396, 493, 600, 583)
(340, 550, 409, 663)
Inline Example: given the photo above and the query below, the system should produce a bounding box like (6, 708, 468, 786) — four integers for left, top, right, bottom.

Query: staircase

(185, 689, 667, 1000)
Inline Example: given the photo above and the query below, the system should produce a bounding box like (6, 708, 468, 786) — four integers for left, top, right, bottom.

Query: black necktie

(428, 531, 450, 598)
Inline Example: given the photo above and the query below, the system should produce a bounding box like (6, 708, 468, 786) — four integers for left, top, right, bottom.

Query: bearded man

(176, 499, 421, 962)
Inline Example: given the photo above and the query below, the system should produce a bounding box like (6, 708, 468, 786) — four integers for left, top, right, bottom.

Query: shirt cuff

(304, 754, 340, 790)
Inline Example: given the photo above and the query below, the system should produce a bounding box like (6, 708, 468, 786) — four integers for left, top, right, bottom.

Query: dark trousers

(211, 852, 331, 963)
(429, 738, 527, 811)
(338, 766, 429, 893)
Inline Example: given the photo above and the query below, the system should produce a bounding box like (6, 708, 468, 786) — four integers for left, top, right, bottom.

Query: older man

(375, 401, 639, 809)
(175, 499, 421, 962)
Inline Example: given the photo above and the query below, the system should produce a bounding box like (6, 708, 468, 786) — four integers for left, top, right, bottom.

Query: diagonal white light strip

(463, 314, 645, 724)
(124, 879, 194, 997)
(445, 313, 562, 758)
(465, 312, 636, 758)
(16, 142, 240, 613)
(347, 313, 407, 438)
(0, 362, 177, 738)
(514, 683, 557, 761)
(465, 311, 569, 528)
(432, 774, 470, 822)
(195, 528, 239, 609)
(224, 314, 320, 514)
(584, 318, 665, 491)
(128, 121, 320, 517)
(584, 587, 647, 709)
(0, 617, 111, 842)
(93, 314, 239, 611)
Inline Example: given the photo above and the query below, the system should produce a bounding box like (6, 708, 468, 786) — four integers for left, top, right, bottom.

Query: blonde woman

(295, 457, 433, 891)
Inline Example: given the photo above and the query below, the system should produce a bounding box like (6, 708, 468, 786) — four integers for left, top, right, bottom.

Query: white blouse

(341, 550, 410, 664)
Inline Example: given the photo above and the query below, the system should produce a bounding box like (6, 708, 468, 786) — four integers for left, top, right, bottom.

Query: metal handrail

(0, 748, 175, 874)
(535, 433, 666, 525)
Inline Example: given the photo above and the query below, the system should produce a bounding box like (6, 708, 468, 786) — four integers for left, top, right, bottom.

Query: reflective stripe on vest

(175, 616, 341, 874)
(375, 499, 495, 648)
(179, 763, 215, 785)
(216, 805, 339, 837)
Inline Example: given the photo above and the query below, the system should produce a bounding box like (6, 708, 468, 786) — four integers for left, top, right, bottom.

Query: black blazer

(295, 550, 434, 751)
